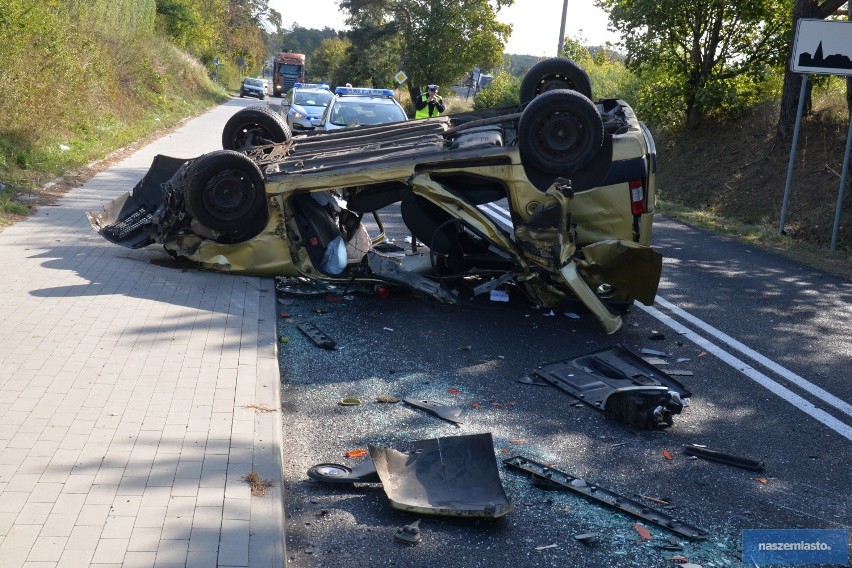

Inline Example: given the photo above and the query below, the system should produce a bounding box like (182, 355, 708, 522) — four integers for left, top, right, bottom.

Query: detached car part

(297, 322, 337, 350)
(402, 398, 463, 424)
(306, 434, 513, 519)
(524, 345, 690, 428)
(683, 444, 766, 471)
(307, 460, 381, 484)
(503, 455, 709, 540)
(370, 433, 513, 518)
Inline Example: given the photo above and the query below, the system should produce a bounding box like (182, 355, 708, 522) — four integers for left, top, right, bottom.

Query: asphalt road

(274, 194, 851, 567)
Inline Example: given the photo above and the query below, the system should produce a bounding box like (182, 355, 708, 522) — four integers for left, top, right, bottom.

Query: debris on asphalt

(641, 348, 670, 357)
(503, 455, 710, 539)
(633, 523, 653, 541)
(649, 330, 666, 340)
(659, 536, 684, 551)
(667, 370, 695, 376)
(447, 387, 462, 395)
(517, 374, 550, 386)
(663, 450, 674, 461)
(402, 398, 463, 424)
(306, 460, 381, 484)
(636, 493, 670, 506)
(754, 477, 769, 485)
(376, 394, 400, 403)
(535, 543, 558, 550)
(344, 449, 368, 458)
(683, 444, 766, 471)
(297, 322, 337, 349)
(371, 433, 513, 518)
(526, 345, 691, 429)
(338, 397, 363, 406)
(394, 520, 422, 544)
(574, 533, 599, 544)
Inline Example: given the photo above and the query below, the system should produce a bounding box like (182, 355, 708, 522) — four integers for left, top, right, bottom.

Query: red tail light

(629, 180, 645, 215)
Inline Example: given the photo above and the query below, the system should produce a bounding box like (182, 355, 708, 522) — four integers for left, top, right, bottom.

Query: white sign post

(781, 19, 852, 251)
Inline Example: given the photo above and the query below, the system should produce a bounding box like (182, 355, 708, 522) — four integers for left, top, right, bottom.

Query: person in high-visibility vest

(414, 84, 445, 119)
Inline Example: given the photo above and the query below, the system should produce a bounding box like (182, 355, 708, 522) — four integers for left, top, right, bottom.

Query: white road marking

(478, 202, 513, 229)
(654, 296, 852, 419)
(639, 301, 852, 442)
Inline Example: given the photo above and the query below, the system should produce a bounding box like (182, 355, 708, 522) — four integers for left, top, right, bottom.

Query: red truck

(271, 52, 306, 97)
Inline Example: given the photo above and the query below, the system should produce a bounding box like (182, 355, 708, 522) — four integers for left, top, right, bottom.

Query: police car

(279, 83, 335, 132)
(319, 86, 407, 131)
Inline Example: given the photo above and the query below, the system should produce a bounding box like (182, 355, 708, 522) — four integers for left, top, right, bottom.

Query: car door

(280, 89, 294, 127)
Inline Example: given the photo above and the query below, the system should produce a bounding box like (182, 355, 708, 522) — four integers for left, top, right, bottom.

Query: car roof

(333, 95, 400, 104)
(293, 83, 331, 92)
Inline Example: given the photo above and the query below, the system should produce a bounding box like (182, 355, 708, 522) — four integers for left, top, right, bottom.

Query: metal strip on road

(654, 296, 852, 419)
(639, 301, 852, 442)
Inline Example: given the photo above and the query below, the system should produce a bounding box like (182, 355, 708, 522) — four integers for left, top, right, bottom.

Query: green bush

(473, 72, 520, 110)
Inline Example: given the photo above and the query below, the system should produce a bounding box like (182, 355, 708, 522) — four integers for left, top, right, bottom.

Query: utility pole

(557, 0, 569, 56)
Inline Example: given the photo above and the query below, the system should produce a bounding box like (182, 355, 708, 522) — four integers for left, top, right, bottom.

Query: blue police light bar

(294, 83, 330, 90)
(335, 87, 394, 97)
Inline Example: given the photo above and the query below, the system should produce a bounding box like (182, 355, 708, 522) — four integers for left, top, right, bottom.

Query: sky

(267, 0, 620, 57)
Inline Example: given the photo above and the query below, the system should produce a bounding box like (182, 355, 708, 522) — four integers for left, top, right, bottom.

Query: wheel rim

(313, 465, 350, 477)
(536, 74, 577, 96)
(230, 122, 275, 150)
(200, 169, 256, 221)
(532, 109, 586, 159)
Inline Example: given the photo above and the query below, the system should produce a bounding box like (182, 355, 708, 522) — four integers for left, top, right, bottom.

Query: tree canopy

(339, 0, 513, 99)
(597, 0, 791, 129)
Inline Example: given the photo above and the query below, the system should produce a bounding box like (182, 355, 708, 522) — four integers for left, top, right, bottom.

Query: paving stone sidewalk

(0, 100, 285, 567)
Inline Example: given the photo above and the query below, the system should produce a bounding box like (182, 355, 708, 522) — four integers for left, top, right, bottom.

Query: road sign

(394, 71, 407, 85)
(790, 19, 852, 76)
(782, 18, 852, 251)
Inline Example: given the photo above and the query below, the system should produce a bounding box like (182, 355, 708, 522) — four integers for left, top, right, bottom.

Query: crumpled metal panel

(579, 239, 663, 305)
(369, 433, 513, 518)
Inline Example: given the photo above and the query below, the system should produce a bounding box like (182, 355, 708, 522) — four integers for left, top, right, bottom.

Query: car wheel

(519, 57, 593, 104)
(240, 91, 245, 98)
(182, 150, 268, 243)
(221, 106, 292, 151)
(518, 89, 603, 175)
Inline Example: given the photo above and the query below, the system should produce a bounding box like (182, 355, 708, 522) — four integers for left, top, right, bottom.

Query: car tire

(182, 150, 268, 243)
(240, 92, 245, 98)
(221, 105, 292, 151)
(518, 89, 603, 175)
(519, 57, 593, 104)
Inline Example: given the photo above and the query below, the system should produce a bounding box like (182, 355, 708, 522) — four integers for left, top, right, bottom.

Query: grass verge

(657, 199, 852, 279)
